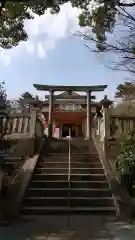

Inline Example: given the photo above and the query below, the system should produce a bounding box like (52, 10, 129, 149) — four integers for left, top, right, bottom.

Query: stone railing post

(0, 108, 8, 139)
(29, 109, 37, 138)
(100, 95, 112, 140)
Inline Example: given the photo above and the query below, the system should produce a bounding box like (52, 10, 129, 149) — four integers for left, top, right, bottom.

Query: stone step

(36, 162, 102, 168)
(71, 145, 97, 153)
(71, 140, 95, 146)
(23, 197, 114, 207)
(1, 162, 20, 172)
(2, 162, 17, 168)
(26, 188, 112, 198)
(44, 153, 98, 157)
(32, 173, 106, 181)
(2, 162, 18, 165)
(34, 168, 104, 174)
(21, 206, 116, 215)
(3, 154, 24, 161)
(21, 139, 116, 216)
(40, 155, 100, 163)
(30, 180, 109, 189)
(46, 142, 95, 154)
(45, 148, 90, 154)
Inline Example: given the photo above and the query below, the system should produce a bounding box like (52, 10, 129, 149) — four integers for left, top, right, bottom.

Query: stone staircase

(21, 139, 116, 215)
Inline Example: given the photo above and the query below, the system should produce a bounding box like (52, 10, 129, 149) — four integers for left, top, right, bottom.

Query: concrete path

(0, 215, 135, 239)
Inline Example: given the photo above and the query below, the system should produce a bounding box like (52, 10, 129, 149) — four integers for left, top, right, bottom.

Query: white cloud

(0, 49, 11, 66)
(24, 2, 81, 58)
(37, 42, 46, 58)
(26, 41, 35, 55)
(0, 2, 81, 65)
(3, 55, 11, 66)
(44, 39, 55, 51)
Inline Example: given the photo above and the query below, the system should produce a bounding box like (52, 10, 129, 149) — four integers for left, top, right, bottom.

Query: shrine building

(32, 84, 107, 139)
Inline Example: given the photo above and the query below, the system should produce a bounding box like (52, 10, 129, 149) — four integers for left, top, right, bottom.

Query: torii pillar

(48, 89, 54, 137)
(86, 90, 92, 139)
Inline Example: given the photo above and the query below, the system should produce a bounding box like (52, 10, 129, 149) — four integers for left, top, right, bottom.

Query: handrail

(68, 128, 71, 182)
(67, 128, 71, 228)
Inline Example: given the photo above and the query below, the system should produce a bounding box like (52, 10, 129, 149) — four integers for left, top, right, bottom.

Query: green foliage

(18, 91, 35, 107)
(120, 134, 135, 156)
(18, 91, 39, 108)
(132, 47, 135, 55)
(0, 81, 10, 109)
(0, 0, 135, 50)
(117, 131, 135, 175)
(115, 82, 135, 100)
(79, 2, 116, 49)
(0, 0, 119, 49)
(0, 0, 69, 49)
(19, 91, 34, 100)
(0, 1, 33, 49)
(79, 14, 86, 27)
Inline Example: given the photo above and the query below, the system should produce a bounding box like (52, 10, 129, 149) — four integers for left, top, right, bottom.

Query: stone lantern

(100, 95, 113, 108)
(100, 95, 113, 140)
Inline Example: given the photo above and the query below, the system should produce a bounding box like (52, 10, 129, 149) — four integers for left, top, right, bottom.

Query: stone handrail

(0, 155, 38, 221)
(92, 129, 120, 215)
(2, 110, 37, 140)
(93, 110, 135, 183)
(98, 118, 105, 141)
(92, 129, 120, 183)
(1, 109, 45, 159)
(92, 129, 135, 218)
(109, 115, 135, 139)
(96, 103, 135, 140)
(92, 101, 135, 217)
(0, 136, 47, 221)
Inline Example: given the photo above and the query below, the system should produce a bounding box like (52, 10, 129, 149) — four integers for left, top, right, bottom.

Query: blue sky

(0, 3, 131, 102)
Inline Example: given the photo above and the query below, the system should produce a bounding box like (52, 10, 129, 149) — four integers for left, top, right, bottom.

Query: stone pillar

(86, 90, 92, 139)
(29, 109, 37, 138)
(100, 95, 112, 139)
(48, 90, 54, 137)
(82, 119, 85, 138)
